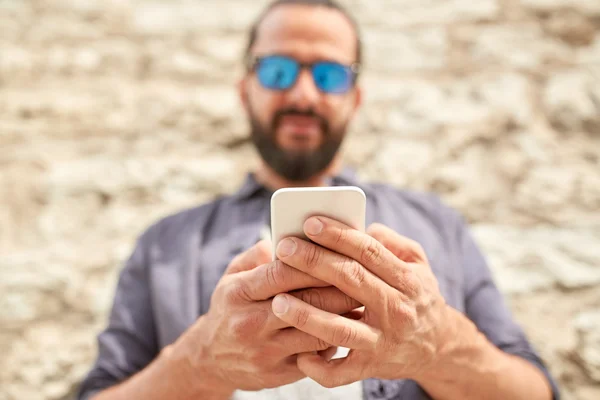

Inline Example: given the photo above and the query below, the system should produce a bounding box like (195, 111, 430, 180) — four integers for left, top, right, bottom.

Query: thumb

(297, 351, 364, 388)
(225, 239, 273, 274)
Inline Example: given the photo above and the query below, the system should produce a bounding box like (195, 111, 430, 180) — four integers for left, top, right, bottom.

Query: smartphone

(270, 186, 366, 260)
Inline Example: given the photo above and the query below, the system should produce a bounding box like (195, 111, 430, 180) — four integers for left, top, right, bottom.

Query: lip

(280, 115, 321, 127)
(278, 115, 321, 136)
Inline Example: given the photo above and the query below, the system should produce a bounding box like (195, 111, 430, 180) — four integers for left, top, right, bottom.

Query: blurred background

(0, 0, 599, 399)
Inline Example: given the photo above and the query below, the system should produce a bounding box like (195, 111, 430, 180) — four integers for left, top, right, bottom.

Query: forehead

(251, 4, 357, 64)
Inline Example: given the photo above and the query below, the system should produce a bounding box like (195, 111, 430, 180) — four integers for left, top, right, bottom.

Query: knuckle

(412, 240, 426, 257)
(303, 245, 322, 269)
(319, 376, 337, 389)
(360, 236, 383, 267)
(229, 310, 268, 339)
(405, 307, 418, 325)
(343, 291, 360, 312)
(334, 227, 347, 245)
(315, 337, 331, 351)
(331, 324, 356, 347)
(402, 270, 420, 298)
(293, 307, 311, 329)
(392, 301, 417, 326)
(248, 351, 264, 368)
(389, 267, 406, 288)
(249, 346, 275, 368)
(228, 316, 251, 339)
(255, 240, 272, 260)
(265, 261, 286, 289)
(224, 280, 252, 303)
(341, 259, 366, 288)
(407, 238, 427, 262)
(228, 253, 243, 269)
(213, 276, 232, 299)
(298, 288, 325, 310)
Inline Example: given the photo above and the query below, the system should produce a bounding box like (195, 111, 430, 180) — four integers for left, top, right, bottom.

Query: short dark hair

(244, 0, 362, 66)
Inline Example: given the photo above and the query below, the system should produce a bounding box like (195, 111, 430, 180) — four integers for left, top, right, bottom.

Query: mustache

(273, 108, 328, 131)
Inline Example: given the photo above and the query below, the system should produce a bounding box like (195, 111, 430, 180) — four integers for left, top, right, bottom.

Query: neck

(254, 156, 343, 192)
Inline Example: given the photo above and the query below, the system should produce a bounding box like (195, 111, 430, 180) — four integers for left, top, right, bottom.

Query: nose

(287, 68, 320, 109)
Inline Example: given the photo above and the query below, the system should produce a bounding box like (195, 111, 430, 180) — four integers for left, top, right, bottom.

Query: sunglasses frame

(246, 54, 361, 94)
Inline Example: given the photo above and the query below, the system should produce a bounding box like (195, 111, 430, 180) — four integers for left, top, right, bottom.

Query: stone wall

(0, 0, 599, 399)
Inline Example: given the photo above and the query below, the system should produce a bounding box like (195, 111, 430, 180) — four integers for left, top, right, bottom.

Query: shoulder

(365, 182, 465, 232)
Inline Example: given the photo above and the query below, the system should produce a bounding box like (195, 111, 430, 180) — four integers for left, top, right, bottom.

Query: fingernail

(272, 295, 289, 315)
(305, 218, 323, 236)
(277, 238, 296, 258)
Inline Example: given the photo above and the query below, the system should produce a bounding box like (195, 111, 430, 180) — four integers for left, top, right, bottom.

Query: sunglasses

(248, 55, 360, 95)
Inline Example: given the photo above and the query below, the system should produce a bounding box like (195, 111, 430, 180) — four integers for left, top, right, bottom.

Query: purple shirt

(77, 168, 560, 399)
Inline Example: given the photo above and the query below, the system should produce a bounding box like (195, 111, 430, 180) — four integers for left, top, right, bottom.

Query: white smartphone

(270, 186, 366, 260)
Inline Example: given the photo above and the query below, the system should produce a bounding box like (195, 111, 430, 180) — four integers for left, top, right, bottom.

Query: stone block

(456, 24, 573, 71)
(361, 138, 434, 188)
(0, 253, 70, 329)
(473, 226, 557, 294)
(191, 85, 242, 122)
(4, 321, 96, 400)
(44, 154, 239, 203)
(544, 10, 597, 47)
(364, 28, 448, 71)
(0, 0, 33, 42)
(578, 34, 600, 66)
(35, 40, 140, 77)
(573, 310, 600, 382)
(0, 44, 36, 81)
(521, 0, 600, 16)
(132, 0, 269, 36)
(346, 0, 500, 27)
(473, 226, 600, 294)
(514, 165, 579, 222)
(193, 35, 246, 68)
(544, 68, 600, 133)
(579, 171, 600, 211)
(25, 15, 105, 43)
(364, 73, 533, 136)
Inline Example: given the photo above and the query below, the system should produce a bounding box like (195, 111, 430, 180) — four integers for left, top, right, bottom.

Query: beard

(249, 106, 347, 182)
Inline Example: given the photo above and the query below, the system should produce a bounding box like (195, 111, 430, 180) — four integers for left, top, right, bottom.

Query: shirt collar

(231, 166, 369, 202)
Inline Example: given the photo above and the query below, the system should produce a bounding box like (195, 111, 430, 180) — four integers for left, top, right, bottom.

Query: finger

(301, 216, 416, 294)
(319, 346, 339, 361)
(296, 351, 364, 388)
(240, 260, 330, 301)
(226, 240, 273, 274)
(275, 235, 389, 309)
(342, 307, 365, 321)
(268, 287, 362, 330)
(290, 287, 362, 316)
(274, 328, 333, 355)
(367, 223, 428, 263)
(272, 293, 379, 350)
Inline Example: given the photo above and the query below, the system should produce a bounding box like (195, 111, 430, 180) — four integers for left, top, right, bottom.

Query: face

(240, 4, 362, 181)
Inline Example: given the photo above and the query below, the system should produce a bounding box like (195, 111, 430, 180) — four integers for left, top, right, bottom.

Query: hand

(270, 217, 453, 388)
(169, 239, 362, 394)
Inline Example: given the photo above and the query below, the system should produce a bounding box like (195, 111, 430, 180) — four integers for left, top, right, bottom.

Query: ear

(238, 76, 250, 113)
(349, 84, 363, 119)
(353, 84, 363, 111)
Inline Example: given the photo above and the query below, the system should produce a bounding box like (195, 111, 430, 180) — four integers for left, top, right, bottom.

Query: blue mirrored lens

(256, 56, 299, 90)
(312, 62, 352, 94)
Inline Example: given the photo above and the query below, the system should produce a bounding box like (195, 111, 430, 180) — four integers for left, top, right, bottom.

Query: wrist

(163, 319, 235, 399)
(415, 306, 499, 385)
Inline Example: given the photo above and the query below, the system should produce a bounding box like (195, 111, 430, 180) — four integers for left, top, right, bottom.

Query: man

(77, 0, 560, 399)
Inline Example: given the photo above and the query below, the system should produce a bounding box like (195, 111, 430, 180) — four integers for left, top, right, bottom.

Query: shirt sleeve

(456, 214, 561, 400)
(76, 231, 159, 399)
